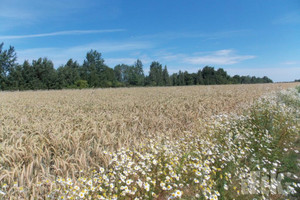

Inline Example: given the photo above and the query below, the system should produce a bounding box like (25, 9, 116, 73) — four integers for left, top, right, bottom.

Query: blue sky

(0, 0, 299, 82)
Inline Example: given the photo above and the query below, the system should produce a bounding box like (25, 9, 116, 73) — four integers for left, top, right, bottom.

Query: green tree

(57, 59, 80, 88)
(178, 70, 185, 85)
(114, 64, 131, 86)
(114, 64, 123, 83)
(262, 76, 273, 83)
(196, 70, 204, 85)
(241, 75, 251, 84)
(170, 73, 178, 86)
(231, 75, 241, 84)
(162, 65, 170, 86)
(81, 50, 115, 87)
(133, 59, 145, 86)
(0, 43, 17, 89)
(32, 58, 58, 89)
(21, 60, 38, 90)
(148, 61, 163, 86)
(7, 64, 25, 90)
(184, 71, 194, 85)
(202, 66, 216, 85)
(81, 50, 103, 87)
(75, 79, 89, 89)
(215, 68, 229, 84)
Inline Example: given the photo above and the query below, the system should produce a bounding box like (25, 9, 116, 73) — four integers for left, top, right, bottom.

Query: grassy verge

(1, 86, 299, 199)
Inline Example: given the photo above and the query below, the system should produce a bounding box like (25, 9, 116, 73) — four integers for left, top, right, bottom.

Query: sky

(0, 0, 299, 82)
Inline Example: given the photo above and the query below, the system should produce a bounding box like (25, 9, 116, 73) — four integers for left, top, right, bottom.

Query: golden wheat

(0, 83, 298, 198)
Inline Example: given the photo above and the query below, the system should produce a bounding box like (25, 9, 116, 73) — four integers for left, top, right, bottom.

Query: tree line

(0, 43, 273, 90)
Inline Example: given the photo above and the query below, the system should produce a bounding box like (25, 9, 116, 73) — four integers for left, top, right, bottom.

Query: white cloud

(0, 29, 125, 40)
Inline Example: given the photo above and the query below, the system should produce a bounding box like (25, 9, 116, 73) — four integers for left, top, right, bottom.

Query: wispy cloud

(105, 55, 152, 67)
(281, 61, 299, 65)
(0, 29, 125, 40)
(273, 12, 300, 24)
(0, 9, 33, 20)
(17, 40, 153, 67)
(156, 49, 255, 65)
(64, 41, 153, 54)
(133, 30, 251, 41)
(0, 0, 121, 31)
(183, 50, 255, 65)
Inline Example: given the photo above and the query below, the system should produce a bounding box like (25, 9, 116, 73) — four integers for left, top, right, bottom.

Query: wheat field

(0, 83, 298, 199)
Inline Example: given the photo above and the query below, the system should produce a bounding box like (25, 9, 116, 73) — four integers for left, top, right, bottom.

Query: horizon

(1, 0, 299, 82)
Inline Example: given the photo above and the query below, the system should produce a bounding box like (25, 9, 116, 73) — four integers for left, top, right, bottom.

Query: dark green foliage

(162, 65, 170, 86)
(113, 60, 145, 87)
(134, 59, 145, 86)
(57, 59, 80, 88)
(202, 66, 216, 85)
(170, 73, 178, 86)
(196, 70, 204, 85)
(0, 42, 274, 90)
(216, 68, 230, 84)
(75, 79, 89, 89)
(81, 50, 115, 88)
(183, 71, 194, 85)
(32, 58, 58, 89)
(0, 43, 17, 90)
(178, 70, 185, 85)
(148, 61, 163, 86)
(7, 64, 25, 90)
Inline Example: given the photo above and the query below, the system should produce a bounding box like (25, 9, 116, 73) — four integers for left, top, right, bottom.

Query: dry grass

(0, 83, 298, 198)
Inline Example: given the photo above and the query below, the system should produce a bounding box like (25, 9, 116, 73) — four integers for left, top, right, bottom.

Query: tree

(0, 43, 17, 89)
(262, 76, 273, 83)
(81, 50, 104, 87)
(20, 60, 38, 90)
(184, 71, 194, 85)
(7, 64, 25, 90)
(231, 75, 241, 84)
(202, 66, 216, 85)
(114, 64, 123, 83)
(178, 70, 185, 85)
(0, 43, 275, 90)
(32, 58, 58, 89)
(81, 50, 115, 87)
(75, 79, 89, 89)
(241, 76, 251, 84)
(216, 68, 229, 84)
(162, 65, 170, 86)
(133, 59, 145, 86)
(196, 70, 204, 85)
(148, 61, 163, 86)
(114, 64, 131, 86)
(170, 73, 178, 86)
(57, 59, 80, 88)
